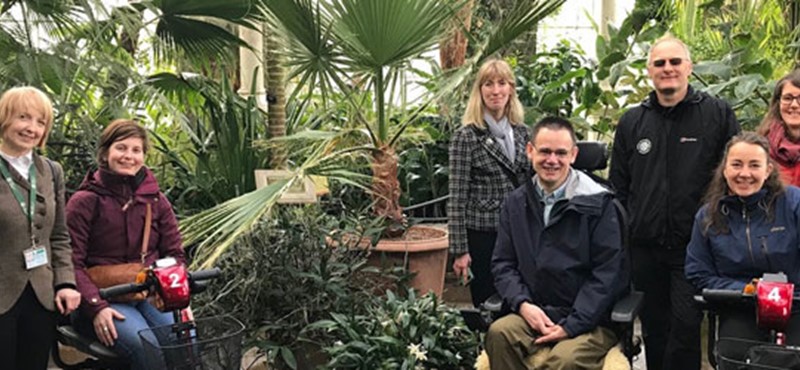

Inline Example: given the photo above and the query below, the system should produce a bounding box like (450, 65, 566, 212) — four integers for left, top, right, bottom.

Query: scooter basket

(138, 315, 245, 370)
(717, 337, 800, 370)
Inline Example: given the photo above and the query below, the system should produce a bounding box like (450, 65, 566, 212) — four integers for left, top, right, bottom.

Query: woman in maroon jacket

(66, 119, 185, 370)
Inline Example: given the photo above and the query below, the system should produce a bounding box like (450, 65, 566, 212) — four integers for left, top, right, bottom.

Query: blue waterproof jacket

(492, 170, 628, 337)
(686, 187, 800, 292)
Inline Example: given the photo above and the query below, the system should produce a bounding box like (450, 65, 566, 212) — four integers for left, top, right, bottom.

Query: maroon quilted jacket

(66, 167, 185, 318)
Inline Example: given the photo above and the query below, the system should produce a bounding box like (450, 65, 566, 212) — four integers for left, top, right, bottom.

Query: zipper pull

(122, 197, 133, 211)
(741, 199, 747, 219)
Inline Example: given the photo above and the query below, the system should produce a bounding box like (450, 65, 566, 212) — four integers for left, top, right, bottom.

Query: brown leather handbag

(86, 203, 151, 302)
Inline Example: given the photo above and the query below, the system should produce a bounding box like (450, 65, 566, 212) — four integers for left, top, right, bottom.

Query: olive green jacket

(0, 154, 75, 313)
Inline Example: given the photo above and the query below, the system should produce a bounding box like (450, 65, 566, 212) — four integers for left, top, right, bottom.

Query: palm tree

(182, 0, 566, 268)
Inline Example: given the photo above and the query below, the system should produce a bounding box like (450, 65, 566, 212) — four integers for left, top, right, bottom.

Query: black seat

(51, 313, 129, 370)
(459, 140, 643, 365)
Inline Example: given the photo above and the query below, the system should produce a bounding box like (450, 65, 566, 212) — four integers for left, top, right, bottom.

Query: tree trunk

(265, 24, 288, 168)
(439, 0, 474, 70)
(438, 0, 474, 118)
(371, 147, 405, 237)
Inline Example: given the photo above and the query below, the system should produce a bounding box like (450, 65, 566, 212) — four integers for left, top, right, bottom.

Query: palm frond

(481, 0, 567, 59)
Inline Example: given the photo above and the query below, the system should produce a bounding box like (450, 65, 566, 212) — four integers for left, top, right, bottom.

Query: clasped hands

(519, 302, 568, 344)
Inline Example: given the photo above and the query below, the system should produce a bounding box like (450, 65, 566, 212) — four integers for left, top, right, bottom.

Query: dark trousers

(633, 246, 703, 370)
(467, 229, 498, 308)
(717, 308, 800, 369)
(0, 283, 56, 370)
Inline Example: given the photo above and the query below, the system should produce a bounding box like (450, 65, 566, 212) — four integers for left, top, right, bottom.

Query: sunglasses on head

(652, 58, 684, 67)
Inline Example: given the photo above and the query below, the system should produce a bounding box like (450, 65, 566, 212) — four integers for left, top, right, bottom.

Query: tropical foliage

(182, 0, 567, 269)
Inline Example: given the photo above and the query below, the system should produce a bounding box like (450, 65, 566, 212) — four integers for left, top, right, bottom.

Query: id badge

(24, 246, 48, 270)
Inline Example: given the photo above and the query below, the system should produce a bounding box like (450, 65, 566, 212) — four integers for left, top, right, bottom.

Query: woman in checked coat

(449, 59, 530, 307)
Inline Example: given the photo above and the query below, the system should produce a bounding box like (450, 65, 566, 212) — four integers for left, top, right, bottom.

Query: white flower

(380, 319, 392, 328)
(333, 340, 343, 346)
(407, 343, 428, 362)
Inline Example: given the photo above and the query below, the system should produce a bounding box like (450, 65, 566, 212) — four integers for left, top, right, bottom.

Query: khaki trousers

(485, 313, 617, 370)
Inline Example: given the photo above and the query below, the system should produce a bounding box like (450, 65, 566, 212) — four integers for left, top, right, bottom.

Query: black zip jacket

(610, 86, 740, 248)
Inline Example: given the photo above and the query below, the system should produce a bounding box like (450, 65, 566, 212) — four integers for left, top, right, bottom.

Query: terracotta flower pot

(368, 225, 449, 296)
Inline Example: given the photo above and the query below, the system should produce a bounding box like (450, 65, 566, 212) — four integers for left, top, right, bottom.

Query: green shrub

(194, 204, 404, 369)
(309, 289, 480, 370)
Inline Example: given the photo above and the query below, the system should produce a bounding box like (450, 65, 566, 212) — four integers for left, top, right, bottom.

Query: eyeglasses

(780, 95, 800, 105)
(651, 58, 684, 68)
(535, 147, 570, 158)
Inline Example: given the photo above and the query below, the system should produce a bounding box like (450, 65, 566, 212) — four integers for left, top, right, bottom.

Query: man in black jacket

(487, 117, 627, 369)
(610, 35, 740, 370)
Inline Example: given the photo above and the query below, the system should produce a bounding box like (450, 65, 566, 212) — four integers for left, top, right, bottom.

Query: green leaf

(280, 346, 298, 370)
(734, 74, 763, 99)
(692, 61, 732, 80)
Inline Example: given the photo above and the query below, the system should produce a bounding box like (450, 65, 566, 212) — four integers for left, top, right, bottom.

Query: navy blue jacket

(492, 170, 628, 337)
(686, 187, 800, 292)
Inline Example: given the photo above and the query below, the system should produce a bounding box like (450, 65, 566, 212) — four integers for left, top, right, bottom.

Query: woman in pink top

(757, 70, 800, 186)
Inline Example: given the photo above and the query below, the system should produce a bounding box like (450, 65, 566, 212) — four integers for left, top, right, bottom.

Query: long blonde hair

(462, 59, 524, 128)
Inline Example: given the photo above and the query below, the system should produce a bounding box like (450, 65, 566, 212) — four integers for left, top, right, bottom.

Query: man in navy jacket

(486, 116, 627, 369)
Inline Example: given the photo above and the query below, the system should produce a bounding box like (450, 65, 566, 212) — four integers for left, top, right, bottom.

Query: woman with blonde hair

(449, 59, 529, 306)
(0, 86, 81, 369)
(757, 69, 800, 186)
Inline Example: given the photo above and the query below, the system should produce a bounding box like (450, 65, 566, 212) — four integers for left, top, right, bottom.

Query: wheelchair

(459, 141, 643, 370)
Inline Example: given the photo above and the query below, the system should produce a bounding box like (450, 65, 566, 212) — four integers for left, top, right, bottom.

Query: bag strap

(45, 157, 61, 192)
(140, 203, 152, 264)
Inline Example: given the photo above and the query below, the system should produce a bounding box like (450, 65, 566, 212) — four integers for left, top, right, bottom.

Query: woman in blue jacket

(686, 132, 800, 363)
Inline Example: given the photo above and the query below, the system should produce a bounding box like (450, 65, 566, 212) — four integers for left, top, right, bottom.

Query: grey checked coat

(448, 123, 530, 255)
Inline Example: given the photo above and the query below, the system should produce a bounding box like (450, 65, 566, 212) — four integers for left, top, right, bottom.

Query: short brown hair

(0, 86, 55, 150)
(96, 119, 149, 168)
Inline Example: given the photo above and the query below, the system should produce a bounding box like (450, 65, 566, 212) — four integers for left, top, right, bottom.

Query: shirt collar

(0, 149, 33, 168)
(534, 169, 572, 201)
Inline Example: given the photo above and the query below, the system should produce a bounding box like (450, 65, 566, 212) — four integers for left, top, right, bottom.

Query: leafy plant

(510, 40, 603, 130)
(308, 289, 480, 370)
(144, 73, 270, 215)
(194, 204, 406, 370)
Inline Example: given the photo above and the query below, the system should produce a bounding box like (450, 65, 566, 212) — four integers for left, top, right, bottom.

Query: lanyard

(0, 159, 37, 242)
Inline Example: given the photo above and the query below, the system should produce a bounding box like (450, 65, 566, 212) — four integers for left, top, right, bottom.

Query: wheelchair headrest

(574, 141, 609, 172)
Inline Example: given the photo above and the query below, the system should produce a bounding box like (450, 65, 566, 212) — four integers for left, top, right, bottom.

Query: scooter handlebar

(189, 268, 221, 283)
(97, 268, 221, 300)
(701, 289, 752, 304)
(99, 283, 149, 300)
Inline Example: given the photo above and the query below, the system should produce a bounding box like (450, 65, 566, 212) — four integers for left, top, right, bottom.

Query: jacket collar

(473, 123, 528, 171)
(721, 188, 769, 213)
(642, 85, 703, 112)
(79, 166, 159, 199)
(526, 170, 609, 218)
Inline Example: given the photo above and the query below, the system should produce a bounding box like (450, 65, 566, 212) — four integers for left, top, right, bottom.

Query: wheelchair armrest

(459, 294, 505, 333)
(482, 294, 504, 313)
(56, 325, 121, 361)
(611, 291, 643, 323)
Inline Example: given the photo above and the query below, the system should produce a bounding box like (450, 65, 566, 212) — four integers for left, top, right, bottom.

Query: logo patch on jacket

(771, 226, 785, 233)
(636, 139, 652, 155)
(680, 137, 698, 143)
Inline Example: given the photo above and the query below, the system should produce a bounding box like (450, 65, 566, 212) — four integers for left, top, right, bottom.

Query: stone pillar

(238, 24, 267, 110)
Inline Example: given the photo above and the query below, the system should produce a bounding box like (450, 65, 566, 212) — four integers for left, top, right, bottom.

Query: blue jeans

(77, 301, 174, 370)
